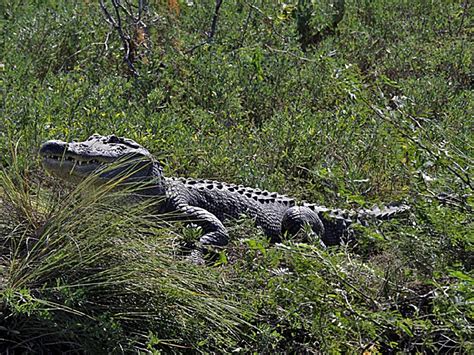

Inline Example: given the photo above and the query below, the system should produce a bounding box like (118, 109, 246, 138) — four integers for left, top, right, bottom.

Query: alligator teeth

(44, 155, 106, 165)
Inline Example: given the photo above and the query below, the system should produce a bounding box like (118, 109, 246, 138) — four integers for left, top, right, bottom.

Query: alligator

(39, 134, 409, 247)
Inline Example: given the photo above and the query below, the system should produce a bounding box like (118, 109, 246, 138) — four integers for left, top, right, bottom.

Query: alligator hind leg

(319, 217, 353, 246)
(281, 206, 325, 243)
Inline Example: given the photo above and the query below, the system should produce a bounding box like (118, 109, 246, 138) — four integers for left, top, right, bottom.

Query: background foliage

(1, 0, 472, 352)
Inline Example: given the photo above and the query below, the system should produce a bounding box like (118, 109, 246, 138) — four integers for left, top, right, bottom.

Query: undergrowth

(1, 0, 472, 352)
(0, 166, 249, 352)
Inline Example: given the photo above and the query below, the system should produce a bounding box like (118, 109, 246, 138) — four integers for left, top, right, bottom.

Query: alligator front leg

(174, 203, 229, 247)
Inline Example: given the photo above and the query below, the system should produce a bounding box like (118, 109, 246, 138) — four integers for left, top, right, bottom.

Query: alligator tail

(306, 202, 410, 222)
(355, 203, 410, 224)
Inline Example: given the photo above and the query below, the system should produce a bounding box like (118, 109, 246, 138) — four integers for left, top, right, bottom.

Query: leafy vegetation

(1, 0, 472, 352)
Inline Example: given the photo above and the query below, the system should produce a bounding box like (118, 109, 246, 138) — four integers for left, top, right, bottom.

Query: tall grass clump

(0, 160, 249, 353)
(1, 0, 472, 352)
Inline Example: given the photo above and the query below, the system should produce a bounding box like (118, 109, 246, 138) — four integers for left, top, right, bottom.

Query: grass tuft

(0, 161, 250, 352)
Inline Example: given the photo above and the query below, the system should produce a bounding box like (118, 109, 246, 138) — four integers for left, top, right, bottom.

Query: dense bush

(1, 0, 472, 352)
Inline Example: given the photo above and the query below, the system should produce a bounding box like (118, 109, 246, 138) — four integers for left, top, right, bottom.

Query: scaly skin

(39, 134, 409, 247)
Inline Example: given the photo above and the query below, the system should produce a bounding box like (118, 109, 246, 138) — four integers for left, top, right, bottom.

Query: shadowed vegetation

(1, 0, 472, 352)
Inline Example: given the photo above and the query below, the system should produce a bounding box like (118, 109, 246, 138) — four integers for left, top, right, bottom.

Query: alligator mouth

(42, 154, 108, 166)
(41, 153, 151, 182)
(41, 154, 109, 180)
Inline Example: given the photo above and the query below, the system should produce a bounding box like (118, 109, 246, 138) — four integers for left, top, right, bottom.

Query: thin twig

(208, 0, 223, 39)
(112, 0, 138, 77)
(116, 0, 136, 23)
(263, 44, 317, 63)
(138, 0, 145, 21)
(185, 0, 225, 54)
(235, 6, 253, 50)
(245, 2, 286, 41)
(100, 0, 117, 26)
(99, 0, 139, 77)
(457, 0, 470, 35)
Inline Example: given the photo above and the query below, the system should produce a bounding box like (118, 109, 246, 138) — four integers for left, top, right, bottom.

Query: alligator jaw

(39, 135, 156, 183)
(42, 154, 106, 180)
(40, 138, 118, 181)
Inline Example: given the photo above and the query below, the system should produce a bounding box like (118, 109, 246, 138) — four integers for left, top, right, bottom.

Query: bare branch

(116, 0, 136, 23)
(138, 0, 148, 21)
(186, 0, 224, 54)
(99, 0, 139, 77)
(99, 0, 117, 26)
(235, 6, 253, 49)
(457, 0, 470, 35)
(208, 0, 223, 39)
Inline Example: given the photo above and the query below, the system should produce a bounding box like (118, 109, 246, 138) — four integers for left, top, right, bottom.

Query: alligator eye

(108, 135, 121, 144)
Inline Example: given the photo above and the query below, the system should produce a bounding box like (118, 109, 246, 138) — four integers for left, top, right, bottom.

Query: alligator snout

(39, 140, 69, 157)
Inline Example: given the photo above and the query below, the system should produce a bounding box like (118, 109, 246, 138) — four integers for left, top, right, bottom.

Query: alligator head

(39, 134, 163, 186)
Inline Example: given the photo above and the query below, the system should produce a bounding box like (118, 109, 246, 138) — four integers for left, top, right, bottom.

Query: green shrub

(1, 0, 472, 352)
